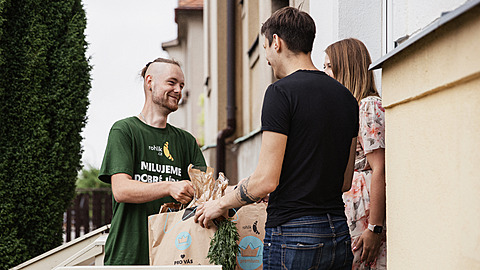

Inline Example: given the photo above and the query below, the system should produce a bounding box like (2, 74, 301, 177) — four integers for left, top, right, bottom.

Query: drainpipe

(216, 0, 236, 176)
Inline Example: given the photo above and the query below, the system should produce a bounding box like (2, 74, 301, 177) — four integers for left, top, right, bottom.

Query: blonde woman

(324, 38, 386, 269)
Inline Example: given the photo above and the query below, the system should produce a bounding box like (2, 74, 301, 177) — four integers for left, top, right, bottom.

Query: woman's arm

(355, 148, 386, 264)
(367, 148, 386, 226)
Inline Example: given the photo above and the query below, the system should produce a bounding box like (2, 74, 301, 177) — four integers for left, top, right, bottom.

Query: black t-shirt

(261, 70, 359, 228)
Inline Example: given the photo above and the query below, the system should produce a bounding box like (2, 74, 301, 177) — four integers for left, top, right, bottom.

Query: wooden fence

(64, 188, 112, 242)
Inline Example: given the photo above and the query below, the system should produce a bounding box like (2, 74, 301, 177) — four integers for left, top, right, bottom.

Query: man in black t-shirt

(195, 7, 358, 269)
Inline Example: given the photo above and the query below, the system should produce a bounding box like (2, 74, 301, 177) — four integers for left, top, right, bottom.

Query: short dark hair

(261, 7, 316, 54)
(141, 58, 180, 78)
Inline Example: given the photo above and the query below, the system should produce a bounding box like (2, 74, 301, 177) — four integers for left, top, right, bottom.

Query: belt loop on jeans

(270, 224, 283, 236)
(327, 213, 335, 233)
(276, 224, 283, 235)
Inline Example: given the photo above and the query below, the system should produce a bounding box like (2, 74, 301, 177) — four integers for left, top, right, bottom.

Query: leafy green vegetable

(207, 218, 239, 270)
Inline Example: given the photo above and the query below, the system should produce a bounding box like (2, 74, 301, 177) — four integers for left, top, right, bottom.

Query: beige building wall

(240, 0, 274, 136)
(203, 0, 227, 168)
(163, 5, 204, 145)
(184, 15, 205, 143)
(376, 3, 480, 269)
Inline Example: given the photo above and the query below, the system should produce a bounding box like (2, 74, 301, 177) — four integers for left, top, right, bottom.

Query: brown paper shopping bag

(234, 202, 267, 270)
(149, 164, 230, 266)
(148, 207, 216, 266)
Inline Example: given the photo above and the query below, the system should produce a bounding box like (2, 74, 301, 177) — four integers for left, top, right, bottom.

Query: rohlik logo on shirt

(148, 144, 163, 156)
(163, 142, 174, 161)
(148, 142, 174, 161)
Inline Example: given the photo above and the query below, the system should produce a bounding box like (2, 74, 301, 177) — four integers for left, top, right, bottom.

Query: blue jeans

(263, 214, 353, 270)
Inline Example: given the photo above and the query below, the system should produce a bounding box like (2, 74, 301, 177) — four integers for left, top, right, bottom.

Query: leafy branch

(207, 218, 239, 270)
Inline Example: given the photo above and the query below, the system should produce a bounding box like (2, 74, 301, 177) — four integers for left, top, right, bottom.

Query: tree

(0, 0, 91, 268)
(76, 166, 110, 189)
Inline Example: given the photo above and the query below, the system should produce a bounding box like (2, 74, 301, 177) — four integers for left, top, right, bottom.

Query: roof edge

(162, 39, 180, 50)
(370, 0, 480, 70)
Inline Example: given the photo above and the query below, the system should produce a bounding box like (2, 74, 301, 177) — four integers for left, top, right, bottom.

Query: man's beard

(153, 94, 179, 113)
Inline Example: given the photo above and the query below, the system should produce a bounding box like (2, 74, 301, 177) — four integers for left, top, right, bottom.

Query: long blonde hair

(325, 38, 378, 102)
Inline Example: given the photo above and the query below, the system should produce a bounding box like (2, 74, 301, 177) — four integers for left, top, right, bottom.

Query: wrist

(368, 223, 383, 234)
(217, 196, 228, 211)
(165, 181, 173, 197)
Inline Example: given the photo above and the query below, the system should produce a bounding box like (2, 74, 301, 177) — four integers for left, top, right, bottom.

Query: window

(272, 0, 288, 12)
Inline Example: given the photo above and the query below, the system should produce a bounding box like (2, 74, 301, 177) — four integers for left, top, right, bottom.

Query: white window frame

(382, 0, 394, 55)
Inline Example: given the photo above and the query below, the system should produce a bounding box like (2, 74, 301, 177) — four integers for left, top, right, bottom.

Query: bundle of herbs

(207, 218, 240, 270)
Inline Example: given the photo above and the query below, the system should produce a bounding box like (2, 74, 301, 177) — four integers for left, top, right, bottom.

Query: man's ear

(145, 74, 153, 91)
(272, 34, 281, 52)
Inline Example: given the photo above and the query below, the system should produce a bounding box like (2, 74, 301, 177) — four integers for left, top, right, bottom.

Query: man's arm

(342, 137, 357, 192)
(111, 173, 194, 204)
(194, 131, 287, 228)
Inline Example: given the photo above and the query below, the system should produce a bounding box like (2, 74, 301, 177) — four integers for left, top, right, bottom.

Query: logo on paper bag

(241, 245, 260, 257)
(237, 236, 263, 270)
(175, 232, 192, 250)
(242, 221, 261, 235)
(252, 221, 260, 235)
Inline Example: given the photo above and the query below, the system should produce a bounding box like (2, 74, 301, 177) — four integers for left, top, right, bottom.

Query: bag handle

(163, 206, 198, 234)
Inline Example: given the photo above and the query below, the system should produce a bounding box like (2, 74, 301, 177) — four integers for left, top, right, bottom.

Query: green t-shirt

(99, 117, 206, 265)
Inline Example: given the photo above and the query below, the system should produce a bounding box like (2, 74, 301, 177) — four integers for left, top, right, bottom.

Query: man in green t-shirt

(99, 58, 206, 265)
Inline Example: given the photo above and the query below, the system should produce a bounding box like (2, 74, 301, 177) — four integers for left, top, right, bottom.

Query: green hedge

(0, 0, 91, 268)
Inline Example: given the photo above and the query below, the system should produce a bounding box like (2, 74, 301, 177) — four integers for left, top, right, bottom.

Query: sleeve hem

(261, 126, 288, 136)
(99, 169, 133, 184)
(364, 145, 385, 155)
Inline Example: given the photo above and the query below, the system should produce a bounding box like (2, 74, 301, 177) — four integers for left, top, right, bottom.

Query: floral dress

(343, 96, 386, 269)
